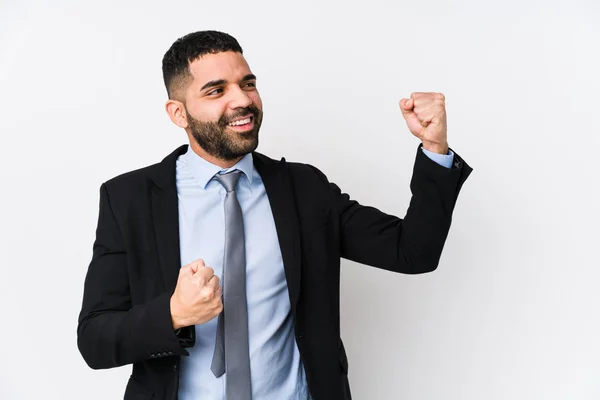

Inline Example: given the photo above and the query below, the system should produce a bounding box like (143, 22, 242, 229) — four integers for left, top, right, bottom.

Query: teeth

(229, 117, 251, 126)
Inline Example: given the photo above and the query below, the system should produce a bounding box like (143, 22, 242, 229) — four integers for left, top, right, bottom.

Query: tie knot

(215, 170, 242, 192)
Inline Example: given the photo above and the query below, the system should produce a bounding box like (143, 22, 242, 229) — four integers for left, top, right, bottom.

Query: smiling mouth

(227, 115, 254, 131)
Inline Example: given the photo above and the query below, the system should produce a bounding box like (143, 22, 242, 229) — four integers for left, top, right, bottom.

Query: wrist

(422, 141, 449, 155)
(170, 295, 186, 330)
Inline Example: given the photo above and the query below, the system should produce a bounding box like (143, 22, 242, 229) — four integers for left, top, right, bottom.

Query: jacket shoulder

(101, 145, 187, 197)
(101, 162, 161, 198)
(286, 159, 331, 190)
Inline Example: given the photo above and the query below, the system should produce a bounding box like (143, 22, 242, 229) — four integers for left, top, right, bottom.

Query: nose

(227, 85, 253, 110)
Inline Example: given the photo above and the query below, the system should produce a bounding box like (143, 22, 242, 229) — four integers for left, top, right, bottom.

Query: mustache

(219, 106, 261, 126)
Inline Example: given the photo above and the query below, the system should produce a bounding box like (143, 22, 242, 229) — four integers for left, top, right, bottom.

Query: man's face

(182, 51, 263, 161)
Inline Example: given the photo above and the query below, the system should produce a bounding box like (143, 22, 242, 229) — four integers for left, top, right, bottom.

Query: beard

(186, 105, 263, 161)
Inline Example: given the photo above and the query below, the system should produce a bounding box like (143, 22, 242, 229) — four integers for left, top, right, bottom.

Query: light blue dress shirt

(175, 146, 454, 399)
(421, 147, 455, 169)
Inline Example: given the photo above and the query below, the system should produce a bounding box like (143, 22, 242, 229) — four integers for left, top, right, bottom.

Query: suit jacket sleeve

(327, 145, 472, 273)
(77, 183, 189, 370)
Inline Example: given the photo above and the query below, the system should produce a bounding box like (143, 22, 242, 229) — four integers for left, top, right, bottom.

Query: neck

(188, 140, 243, 169)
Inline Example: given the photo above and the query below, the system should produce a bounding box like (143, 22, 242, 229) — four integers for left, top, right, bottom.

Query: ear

(165, 99, 189, 129)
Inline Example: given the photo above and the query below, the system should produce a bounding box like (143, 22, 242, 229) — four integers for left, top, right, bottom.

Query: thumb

(189, 259, 205, 274)
(399, 98, 414, 117)
(179, 264, 194, 278)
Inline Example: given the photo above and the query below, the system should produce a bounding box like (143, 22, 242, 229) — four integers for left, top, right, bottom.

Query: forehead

(188, 51, 252, 87)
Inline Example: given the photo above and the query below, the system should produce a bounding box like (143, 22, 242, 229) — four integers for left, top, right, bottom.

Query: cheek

(188, 102, 228, 122)
(250, 92, 263, 109)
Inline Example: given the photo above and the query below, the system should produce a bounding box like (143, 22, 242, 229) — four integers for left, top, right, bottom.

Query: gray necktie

(210, 170, 252, 400)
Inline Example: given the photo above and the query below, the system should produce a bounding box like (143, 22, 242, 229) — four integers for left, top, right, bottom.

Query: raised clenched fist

(400, 92, 448, 155)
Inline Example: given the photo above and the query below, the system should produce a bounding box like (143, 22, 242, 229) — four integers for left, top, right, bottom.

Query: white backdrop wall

(0, 0, 598, 399)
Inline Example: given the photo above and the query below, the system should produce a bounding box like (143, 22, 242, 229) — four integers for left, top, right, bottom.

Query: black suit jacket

(77, 144, 472, 400)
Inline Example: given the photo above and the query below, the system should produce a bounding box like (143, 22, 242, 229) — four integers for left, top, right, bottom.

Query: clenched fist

(400, 92, 448, 155)
(170, 259, 223, 330)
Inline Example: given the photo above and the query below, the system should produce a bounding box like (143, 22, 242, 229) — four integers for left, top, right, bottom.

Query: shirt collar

(184, 146, 254, 189)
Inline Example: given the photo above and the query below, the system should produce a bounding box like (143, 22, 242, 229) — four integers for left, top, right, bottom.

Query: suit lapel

(253, 153, 302, 315)
(149, 145, 188, 293)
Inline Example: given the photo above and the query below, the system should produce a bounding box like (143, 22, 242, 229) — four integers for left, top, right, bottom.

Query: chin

(242, 139, 259, 154)
(238, 131, 259, 147)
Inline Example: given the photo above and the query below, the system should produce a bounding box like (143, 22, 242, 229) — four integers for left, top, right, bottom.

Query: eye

(207, 88, 224, 96)
(243, 82, 257, 89)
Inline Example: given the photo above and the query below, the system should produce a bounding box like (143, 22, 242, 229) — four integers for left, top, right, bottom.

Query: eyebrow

(200, 74, 257, 92)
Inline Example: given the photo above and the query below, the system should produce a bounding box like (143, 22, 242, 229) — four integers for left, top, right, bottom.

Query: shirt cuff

(421, 147, 455, 169)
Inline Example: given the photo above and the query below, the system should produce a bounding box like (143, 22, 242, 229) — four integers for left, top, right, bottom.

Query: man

(77, 30, 472, 400)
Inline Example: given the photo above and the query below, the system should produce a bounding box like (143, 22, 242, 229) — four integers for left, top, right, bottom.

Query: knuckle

(436, 93, 445, 101)
(200, 287, 213, 300)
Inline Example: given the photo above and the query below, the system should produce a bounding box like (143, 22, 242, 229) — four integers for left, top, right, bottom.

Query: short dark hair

(162, 30, 243, 99)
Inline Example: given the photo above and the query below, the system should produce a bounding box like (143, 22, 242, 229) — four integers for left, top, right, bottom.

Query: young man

(77, 30, 472, 400)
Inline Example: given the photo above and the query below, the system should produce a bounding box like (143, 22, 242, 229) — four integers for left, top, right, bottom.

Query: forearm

(399, 145, 472, 269)
(77, 293, 188, 369)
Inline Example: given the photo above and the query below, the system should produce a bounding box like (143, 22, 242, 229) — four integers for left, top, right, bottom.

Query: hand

(400, 92, 448, 154)
(170, 259, 223, 330)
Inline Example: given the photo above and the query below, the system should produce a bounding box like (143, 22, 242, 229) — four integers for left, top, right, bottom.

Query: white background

(1, 0, 599, 399)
